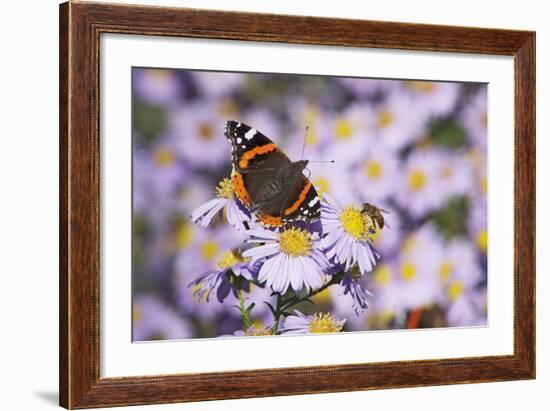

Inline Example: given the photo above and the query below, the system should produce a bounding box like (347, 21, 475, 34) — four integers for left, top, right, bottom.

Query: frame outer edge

(515, 32, 536, 378)
(60, 2, 536, 408)
(59, 1, 70, 408)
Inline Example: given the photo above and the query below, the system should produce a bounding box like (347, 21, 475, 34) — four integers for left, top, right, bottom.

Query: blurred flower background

(132, 67, 488, 341)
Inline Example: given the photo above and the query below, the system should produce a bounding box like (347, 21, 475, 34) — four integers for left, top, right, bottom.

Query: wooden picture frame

(59, 1, 535, 408)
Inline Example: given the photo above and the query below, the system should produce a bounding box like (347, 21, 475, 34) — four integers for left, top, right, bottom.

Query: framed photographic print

(59, 1, 535, 409)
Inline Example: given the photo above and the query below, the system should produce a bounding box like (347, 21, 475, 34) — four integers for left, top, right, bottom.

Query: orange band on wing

(232, 172, 251, 205)
(239, 143, 278, 169)
(284, 181, 312, 216)
(259, 214, 282, 226)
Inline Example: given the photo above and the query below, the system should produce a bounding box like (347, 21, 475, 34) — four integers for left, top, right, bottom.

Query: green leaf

(432, 196, 470, 240)
(429, 118, 467, 149)
(133, 100, 167, 143)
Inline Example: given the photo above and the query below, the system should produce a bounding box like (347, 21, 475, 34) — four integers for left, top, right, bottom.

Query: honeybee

(361, 203, 389, 235)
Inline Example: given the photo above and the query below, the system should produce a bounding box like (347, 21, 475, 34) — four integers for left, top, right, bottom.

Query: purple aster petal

(190, 198, 226, 227)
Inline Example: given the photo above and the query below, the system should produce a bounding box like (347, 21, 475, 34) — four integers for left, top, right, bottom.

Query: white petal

(243, 243, 279, 260)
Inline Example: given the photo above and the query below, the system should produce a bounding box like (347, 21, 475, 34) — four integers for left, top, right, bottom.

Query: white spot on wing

(245, 128, 257, 140)
(236, 137, 242, 143)
(308, 197, 320, 208)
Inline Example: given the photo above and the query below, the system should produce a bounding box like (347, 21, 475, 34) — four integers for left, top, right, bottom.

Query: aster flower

(132, 68, 183, 106)
(338, 77, 399, 99)
(368, 92, 428, 152)
(243, 226, 330, 294)
(435, 150, 475, 198)
(320, 103, 372, 163)
(339, 269, 374, 314)
(190, 177, 251, 230)
(192, 71, 243, 98)
(188, 249, 255, 303)
(308, 163, 357, 205)
(279, 311, 346, 334)
(460, 87, 487, 150)
(321, 195, 380, 276)
(232, 326, 274, 337)
(352, 145, 399, 203)
(133, 294, 191, 341)
(402, 81, 460, 118)
(394, 149, 447, 218)
(169, 102, 230, 169)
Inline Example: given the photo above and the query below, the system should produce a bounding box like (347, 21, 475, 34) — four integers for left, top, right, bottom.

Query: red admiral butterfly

(224, 120, 321, 227)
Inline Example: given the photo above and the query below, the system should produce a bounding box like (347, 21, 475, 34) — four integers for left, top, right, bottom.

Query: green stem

(280, 271, 344, 314)
(271, 293, 283, 334)
(237, 289, 252, 330)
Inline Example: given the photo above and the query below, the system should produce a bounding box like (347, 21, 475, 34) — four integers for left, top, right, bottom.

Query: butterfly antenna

(300, 125, 309, 160)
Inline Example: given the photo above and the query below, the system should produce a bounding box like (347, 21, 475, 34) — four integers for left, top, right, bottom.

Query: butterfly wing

(224, 121, 321, 226)
(225, 121, 290, 207)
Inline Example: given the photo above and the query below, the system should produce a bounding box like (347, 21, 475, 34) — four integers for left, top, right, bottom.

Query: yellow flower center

(279, 228, 313, 257)
(365, 160, 383, 179)
(201, 241, 219, 261)
(406, 81, 435, 93)
(306, 131, 319, 145)
(314, 177, 330, 197)
(153, 148, 175, 166)
(439, 261, 453, 282)
(133, 306, 143, 323)
(448, 280, 464, 301)
(476, 229, 488, 252)
(334, 118, 353, 140)
(197, 122, 214, 140)
(217, 250, 245, 270)
(402, 236, 418, 253)
(408, 169, 427, 191)
(377, 109, 394, 128)
(374, 264, 392, 287)
(215, 177, 234, 199)
(217, 98, 239, 117)
(339, 206, 374, 240)
(176, 222, 193, 248)
(308, 313, 344, 334)
(400, 262, 417, 282)
(480, 177, 488, 194)
(245, 327, 273, 336)
(147, 69, 170, 81)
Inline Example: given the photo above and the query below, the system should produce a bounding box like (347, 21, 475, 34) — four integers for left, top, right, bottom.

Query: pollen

(339, 206, 374, 240)
(217, 250, 245, 270)
(374, 264, 392, 286)
(314, 177, 330, 197)
(197, 122, 214, 140)
(439, 261, 453, 282)
(308, 313, 344, 334)
(377, 109, 394, 128)
(176, 222, 193, 248)
(400, 262, 417, 282)
(215, 177, 234, 199)
(476, 229, 488, 252)
(153, 148, 175, 166)
(279, 228, 313, 257)
(201, 241, 219, 261)
(408, 169, 427, 191)
(334, 118, 353, 139)
(245, 327, 273, 336)
(365, 160, 383, 179)
(406, 81, 435, 93)
(448, 280, 464, 301)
